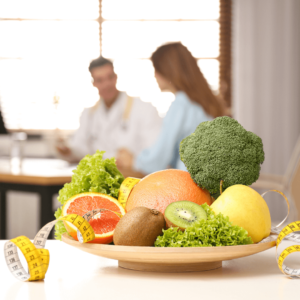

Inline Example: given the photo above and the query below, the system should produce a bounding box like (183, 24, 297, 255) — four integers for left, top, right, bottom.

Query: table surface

(0, 158, 144, 185)
(1, 240, 299, 300)
(0, 158, 73, 185)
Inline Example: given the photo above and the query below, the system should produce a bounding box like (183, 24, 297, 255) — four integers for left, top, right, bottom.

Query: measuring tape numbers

(263, 190, 300, 279)
(5, 236, 50, 282)
(273, 222, 300, 278)
(118, 177, 140, 208)
(3, 177, 136, 282)
(4, 208, 121, 282)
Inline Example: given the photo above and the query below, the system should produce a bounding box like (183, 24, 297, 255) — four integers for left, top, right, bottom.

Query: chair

(251, 136, 300, 220)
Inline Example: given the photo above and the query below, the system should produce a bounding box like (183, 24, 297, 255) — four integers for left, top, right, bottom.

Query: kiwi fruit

(113, 206, 165, 246)
(164, 201, 207, 231)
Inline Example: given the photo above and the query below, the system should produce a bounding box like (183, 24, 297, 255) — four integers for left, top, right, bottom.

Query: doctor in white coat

(56, 57, 162, 167)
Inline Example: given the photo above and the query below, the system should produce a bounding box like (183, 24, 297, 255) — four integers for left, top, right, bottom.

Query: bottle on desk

(10, 132, 27, 174)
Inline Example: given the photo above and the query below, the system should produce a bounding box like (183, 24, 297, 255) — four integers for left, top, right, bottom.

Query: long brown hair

(151, 42, 224, 118)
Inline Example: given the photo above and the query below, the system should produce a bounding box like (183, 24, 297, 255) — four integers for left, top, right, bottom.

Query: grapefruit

(62, 192, 125, 244)
(125, 170, 212, 214)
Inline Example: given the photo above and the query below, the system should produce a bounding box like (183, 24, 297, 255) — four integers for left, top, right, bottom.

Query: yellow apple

(211, 185, 271, 243)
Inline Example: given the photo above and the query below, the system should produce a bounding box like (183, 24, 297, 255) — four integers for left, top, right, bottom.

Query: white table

(1, 240, 299, 300)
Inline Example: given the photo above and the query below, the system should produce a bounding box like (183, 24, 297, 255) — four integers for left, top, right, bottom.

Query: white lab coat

(69, 92, 162, 160)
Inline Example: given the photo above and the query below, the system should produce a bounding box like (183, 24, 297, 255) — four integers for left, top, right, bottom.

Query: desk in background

(0, 158, 72, 239)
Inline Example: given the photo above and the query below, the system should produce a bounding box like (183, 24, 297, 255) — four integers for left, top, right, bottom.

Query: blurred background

(0, 0, 299, 239)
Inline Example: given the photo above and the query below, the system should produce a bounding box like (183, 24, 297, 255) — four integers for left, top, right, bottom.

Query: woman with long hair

(117, 42, 224, 174)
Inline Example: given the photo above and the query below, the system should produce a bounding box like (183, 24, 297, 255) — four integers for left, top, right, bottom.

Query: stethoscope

(121, 95, 133, 131)
(88, 95, 134, 148)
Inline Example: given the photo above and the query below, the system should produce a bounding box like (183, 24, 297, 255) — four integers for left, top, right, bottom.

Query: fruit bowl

(62, 233, 276, 273)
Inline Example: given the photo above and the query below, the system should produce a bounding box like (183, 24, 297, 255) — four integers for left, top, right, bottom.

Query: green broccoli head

(180, 116, 265, 197)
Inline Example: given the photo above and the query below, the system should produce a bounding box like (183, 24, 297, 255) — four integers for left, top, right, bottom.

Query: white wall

(233, 0, 300, 222)
(233, 0, 300, 174)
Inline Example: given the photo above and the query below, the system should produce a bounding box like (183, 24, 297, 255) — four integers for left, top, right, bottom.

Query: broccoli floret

(180, 116, 265, 197)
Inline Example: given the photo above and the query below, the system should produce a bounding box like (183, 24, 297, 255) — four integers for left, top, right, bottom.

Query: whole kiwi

(113, 206, 165, 246)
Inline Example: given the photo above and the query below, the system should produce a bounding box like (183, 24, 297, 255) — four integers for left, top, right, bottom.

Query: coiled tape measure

(4, 208, 123, 282)
(272, 222, 300, 278)
(4, 178, 300, 280)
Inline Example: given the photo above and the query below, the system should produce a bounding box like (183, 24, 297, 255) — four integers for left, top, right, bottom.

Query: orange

(126, 169, 212, 214)
(62, 192, 125, 244)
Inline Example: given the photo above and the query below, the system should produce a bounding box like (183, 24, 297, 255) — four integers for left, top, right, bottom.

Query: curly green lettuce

(155, 204, 253, 247)
(180, 116, 265, 198)
(54, 150, 124, 240)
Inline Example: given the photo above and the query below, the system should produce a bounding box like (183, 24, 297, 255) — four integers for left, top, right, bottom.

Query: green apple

(211, 185, 271, 243)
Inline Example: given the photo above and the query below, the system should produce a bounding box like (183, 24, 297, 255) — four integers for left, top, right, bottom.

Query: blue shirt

(134, 91, 213, 174)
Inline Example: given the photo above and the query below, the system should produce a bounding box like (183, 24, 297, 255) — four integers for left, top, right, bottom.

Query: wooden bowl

(62, 233, 276, 273)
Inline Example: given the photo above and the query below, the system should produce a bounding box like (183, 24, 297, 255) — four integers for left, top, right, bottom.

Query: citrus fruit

(211, 185, 271, 243)
(62, 192, 125, 244)
(125, 169, 212, 214)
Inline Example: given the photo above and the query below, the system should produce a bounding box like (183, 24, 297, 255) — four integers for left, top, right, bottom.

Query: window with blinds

(0, 0, 230, 130)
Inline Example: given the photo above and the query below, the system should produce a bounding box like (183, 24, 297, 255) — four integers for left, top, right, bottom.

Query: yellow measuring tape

(275, 222, 300, 278)
(118, 177, 140, 208)
(4, 178, 140, 282)
(262, 190, 300, 279)
(4, 208, 120, 282)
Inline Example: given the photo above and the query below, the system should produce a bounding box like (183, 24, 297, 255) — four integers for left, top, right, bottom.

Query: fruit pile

(55, 117, 271, 247)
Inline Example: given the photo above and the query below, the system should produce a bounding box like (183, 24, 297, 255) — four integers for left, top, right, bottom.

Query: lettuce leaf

(54, 150, 124, 240)
(54, 207, 67, 241)
(155, 203, 253, 247)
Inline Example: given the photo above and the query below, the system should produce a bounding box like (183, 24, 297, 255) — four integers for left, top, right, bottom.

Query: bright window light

(0, 0, 220, 130)
(102, 0, 220, 20)
(0, 0, 100, 130)
(0, 0, 99, 19)
(102, 21, 219, 59)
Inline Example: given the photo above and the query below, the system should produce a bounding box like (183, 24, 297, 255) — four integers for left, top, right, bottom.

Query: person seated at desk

(0, 109, 8, 134)
(57, 57, 162, 175)
(117, 42, 224, 175)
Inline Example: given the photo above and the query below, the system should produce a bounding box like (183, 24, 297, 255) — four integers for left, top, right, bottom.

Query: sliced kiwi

(164, 201, 207, 231)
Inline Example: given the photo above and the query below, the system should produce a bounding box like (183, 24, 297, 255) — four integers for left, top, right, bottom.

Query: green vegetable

(155, 203, 253, 247)
(54, 150, 124, 240)
(180, 116, 264, 198)
(54, 207, 67, 241)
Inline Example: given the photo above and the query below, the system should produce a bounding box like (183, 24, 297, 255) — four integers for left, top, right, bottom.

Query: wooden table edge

(0, 173, 71, 186)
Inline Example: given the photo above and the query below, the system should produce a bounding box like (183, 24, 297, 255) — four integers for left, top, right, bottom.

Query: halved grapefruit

(62, 192, 125, 244)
